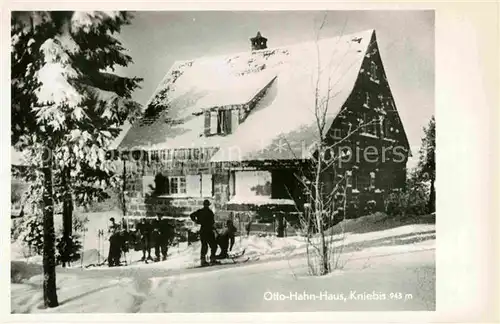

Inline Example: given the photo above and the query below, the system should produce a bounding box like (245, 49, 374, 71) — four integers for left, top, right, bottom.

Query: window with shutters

(204, 109, 239, 136)
(152, 173, 213, 197)
(169, 176, 187, 195)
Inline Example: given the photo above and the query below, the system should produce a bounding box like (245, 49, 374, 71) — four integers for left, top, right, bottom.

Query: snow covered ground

(11, 217, 435, 313)
(11, 221, 435, 270)
(11, 241, 435, 313)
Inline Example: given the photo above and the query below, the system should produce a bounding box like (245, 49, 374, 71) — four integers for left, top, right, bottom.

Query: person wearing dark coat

(59, 235, 73, 268)
(107, 217, 121, 267)
(152, 214, 172, 261)
(245, 215, 253, 236)
(136, 218, 153, 262)
(190, 199, 217, 266)
(216, 219, 237, 259)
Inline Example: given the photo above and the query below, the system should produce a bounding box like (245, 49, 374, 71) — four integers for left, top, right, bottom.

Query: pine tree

(11, 11, 142, 308)
(417, 116, 436, 212)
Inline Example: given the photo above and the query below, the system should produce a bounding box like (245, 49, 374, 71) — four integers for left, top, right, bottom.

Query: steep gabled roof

(118, 29, 376, 161)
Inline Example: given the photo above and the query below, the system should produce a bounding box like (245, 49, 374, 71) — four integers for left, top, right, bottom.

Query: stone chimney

(250, 31, 268, 51)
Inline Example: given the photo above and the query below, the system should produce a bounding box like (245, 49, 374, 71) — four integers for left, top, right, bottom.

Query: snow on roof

(192, 71, 277, 111)
(119, 29, 375, 160)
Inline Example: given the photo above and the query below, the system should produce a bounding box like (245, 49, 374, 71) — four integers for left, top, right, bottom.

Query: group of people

(135, 214, 175, 263)
(190, 199, 237, 266)
(107, 214, 174, 266)
(107, 199, 238, 267)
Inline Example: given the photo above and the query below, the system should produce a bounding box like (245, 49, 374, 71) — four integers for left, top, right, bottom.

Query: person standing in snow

(107, 217, 121, 267)
(245, 215, 253, 237)
(190, 200, 217, 266)
(59, 235, 73, 268)
(152, 214, 172, 262)
(216, 219, 237, 259)
(136, 218, 153, 263)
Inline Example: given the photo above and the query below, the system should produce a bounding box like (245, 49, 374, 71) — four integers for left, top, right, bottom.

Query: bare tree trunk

(42, 149, 59, 308)
(315, 152, 329, 275)
(319, 223, 328, 274)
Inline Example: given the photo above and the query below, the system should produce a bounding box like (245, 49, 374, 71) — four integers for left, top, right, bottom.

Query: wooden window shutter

(229, 171, 235, 196)
(186, 174, 202, 197)
(201, 174, 213, 197)
(224, 110, 232, 134)
(200, 148, 205, 161)
(217, 110, 223, 133)
(142, 175, 155, 195)
(210, 111, 218, 135)
(231, 109, 239, 132)
(154, 174, 168, 195)
(204, 111, 211, 136)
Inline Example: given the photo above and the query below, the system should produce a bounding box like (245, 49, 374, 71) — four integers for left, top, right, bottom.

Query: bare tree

(286, 14, 379, 276)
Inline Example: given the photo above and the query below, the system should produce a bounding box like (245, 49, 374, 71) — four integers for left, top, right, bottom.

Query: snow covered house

(113, 30, 410, 226)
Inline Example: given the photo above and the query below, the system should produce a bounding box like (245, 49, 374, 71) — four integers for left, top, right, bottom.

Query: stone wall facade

(125, 194, 215, 218)
(122, 160, 233, 222)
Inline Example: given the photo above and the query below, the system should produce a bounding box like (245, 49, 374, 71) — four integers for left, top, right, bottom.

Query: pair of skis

(190, 249, 260, 269)
(219, 248, 247, 264)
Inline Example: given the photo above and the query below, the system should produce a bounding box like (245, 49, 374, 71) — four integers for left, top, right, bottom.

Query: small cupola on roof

(250, 31, 268, 51)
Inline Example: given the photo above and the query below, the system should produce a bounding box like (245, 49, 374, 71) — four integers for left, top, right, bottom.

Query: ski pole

(97, 230, 101, 265)
(238, 214, 242, 246)
(81, 229, 86, 269)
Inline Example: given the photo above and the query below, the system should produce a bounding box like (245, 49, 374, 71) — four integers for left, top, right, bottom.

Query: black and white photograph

(10, 9, 439, 314)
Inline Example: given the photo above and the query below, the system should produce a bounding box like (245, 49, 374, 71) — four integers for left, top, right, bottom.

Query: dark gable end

(328, 31, 410, 153)
(360, 31, 411, 152)
(322, 30, 410, 195)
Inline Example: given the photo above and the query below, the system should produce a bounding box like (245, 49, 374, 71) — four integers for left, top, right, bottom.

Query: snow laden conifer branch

(11, 11, 142, 308)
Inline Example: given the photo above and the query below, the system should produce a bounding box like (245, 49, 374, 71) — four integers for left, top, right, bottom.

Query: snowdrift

(324, 212, 436, 236)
